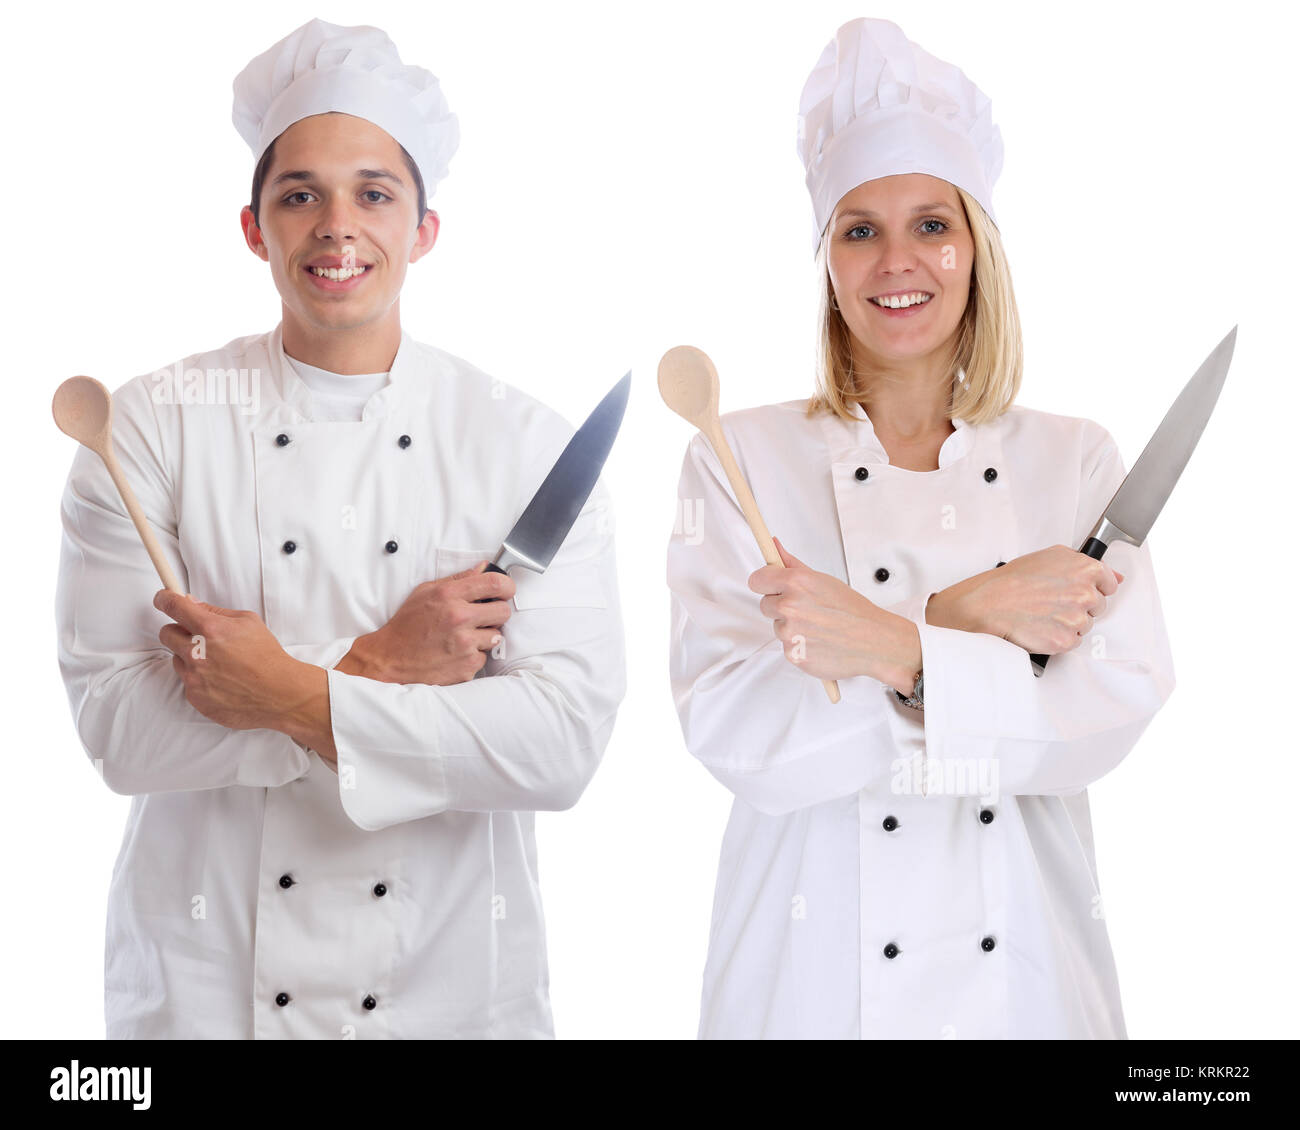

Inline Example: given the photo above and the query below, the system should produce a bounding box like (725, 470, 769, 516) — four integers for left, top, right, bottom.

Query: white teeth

(871, 292, 932, 309)
(309, 266, 367, 280)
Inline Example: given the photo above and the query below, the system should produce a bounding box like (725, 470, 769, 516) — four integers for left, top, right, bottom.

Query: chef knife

(1030, 325, 1236, 677)
(474, 371, 631, 602)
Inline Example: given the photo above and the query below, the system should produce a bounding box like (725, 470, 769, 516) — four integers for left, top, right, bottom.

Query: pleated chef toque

(796, 17, 1003, 255)
(232, 17, 459, 197)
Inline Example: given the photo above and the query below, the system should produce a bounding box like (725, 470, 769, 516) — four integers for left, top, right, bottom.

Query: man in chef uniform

(667, 18, 1176, 1039)
(54, 18, 625, 1039)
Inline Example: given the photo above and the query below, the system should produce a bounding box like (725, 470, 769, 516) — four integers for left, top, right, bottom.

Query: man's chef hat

(232, 18, 458, 200)
(796, 17, 1003, 255)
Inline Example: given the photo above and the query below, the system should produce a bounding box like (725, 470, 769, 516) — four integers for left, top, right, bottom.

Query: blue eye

(843, 218, 950, 240)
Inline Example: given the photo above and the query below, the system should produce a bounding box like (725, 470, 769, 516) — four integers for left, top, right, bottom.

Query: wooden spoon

(53, 376, 184, 594)
(658, 345, 840, 704)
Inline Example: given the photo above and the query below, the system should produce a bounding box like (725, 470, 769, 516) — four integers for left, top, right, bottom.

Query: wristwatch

(894, 668, 924, 710)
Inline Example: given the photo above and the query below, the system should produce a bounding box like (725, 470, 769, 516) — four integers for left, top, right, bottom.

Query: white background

(3, 0, 1295, 1039)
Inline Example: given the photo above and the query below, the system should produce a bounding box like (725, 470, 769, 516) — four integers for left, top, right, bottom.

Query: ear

(240, 205, 269, 262)
(410, 209, 440, 264)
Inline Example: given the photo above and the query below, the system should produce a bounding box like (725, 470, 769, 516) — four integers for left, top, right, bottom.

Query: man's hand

(337, 562, 516, 686)
(154, 590, 308, 731)
(154, 590, 338, 768)
(749, 536, 921, 695)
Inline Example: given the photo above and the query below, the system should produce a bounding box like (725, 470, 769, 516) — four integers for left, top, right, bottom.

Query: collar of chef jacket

(836, 397, 975, 469)
(268, 322, 416, 423)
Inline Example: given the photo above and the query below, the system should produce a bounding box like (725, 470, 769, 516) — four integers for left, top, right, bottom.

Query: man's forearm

(270, 627, 470, 773)
(274, 660, 339, 769)
(280, 635, 387, 769)
(334, 632, 386, 681)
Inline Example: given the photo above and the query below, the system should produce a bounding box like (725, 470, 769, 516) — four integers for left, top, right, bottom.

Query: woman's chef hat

(232, 18, 458, 197)
(796, 17, 1003, 255)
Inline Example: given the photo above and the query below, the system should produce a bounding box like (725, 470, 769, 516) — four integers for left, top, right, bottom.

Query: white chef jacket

(55, 323, 625, 1039)
(666, 396, 1176, 1039)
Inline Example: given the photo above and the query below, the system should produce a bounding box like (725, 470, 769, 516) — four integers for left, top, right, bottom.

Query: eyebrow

(270, 167, 407, 188)
(838, 202, 956, 220)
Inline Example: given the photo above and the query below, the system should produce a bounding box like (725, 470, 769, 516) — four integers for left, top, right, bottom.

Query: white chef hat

(796, 17, 1003, 255)
(232, 18, 458, 200)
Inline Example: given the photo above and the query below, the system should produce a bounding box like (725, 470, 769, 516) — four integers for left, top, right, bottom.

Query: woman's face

(826, 173, 974, 370)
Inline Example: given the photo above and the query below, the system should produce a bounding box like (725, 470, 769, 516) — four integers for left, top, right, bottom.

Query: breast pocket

(435, 546, 607, 610)
(510, 560, 607, 610)
(433, 546, 497, 582)
(435, 548, 607, 679)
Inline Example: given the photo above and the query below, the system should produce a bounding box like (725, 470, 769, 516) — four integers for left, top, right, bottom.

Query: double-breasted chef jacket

(667, 396, 1176, 1039)
(55, 324, 626, 1039)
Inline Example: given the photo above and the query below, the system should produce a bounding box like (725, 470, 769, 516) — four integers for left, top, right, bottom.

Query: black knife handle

(472, 560, 509, 603)
(1029, 536, 1109, 677)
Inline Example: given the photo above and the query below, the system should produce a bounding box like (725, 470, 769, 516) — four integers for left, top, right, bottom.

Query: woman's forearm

(924, 572, 997, 636)
(866, 573, 999, 694)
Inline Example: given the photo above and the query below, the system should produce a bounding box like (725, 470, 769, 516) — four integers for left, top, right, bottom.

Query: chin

(861, 336, 947, 363)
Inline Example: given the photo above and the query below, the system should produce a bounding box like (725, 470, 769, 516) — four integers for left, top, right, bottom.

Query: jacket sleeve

(54, 378, 315, 795)
(325, 481, 626, 831)
(667, 431, 926, 816)
(909, 421, 1176, 797)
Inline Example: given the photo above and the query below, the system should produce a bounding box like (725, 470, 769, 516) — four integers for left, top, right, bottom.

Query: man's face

(240, 112, 438, 334)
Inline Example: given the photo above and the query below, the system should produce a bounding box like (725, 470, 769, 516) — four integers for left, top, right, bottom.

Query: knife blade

(474, 371, 631, 603)
(1030, 326, 1236, 676)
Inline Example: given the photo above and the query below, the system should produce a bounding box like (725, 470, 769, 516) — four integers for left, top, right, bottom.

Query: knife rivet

(983, 467, 998, 482)
(854, 466, 869, 481)
(398, 434, 411, 448)
(385, 540, 399, 554)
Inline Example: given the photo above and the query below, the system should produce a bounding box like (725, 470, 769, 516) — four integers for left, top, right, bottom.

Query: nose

(315, 192, 358, 242)
(872, 228, 919, 278)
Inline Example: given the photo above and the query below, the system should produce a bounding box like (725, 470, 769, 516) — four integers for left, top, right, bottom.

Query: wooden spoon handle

(102, 449, 184, 594)
(702, 421, 841, 705)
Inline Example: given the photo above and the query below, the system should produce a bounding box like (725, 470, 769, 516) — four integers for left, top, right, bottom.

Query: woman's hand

(749, 536, 921, 694)
(944, 545, 1125, 655)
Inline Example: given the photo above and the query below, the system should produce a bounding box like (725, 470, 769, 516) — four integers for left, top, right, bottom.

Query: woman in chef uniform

(666, 17, 1175, 1039)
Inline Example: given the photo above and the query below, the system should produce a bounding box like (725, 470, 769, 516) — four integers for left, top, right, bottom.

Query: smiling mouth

(869, 292, 933, 309)
(306, 265, 371, 281)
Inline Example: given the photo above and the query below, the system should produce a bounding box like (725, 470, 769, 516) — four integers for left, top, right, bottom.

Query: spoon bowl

(658, 345, 720, 429)
(52, 375, 113, 457)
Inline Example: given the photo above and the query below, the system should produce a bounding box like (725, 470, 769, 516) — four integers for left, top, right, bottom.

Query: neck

(850, 342, 956, 440)
(281, 302, 401, 374)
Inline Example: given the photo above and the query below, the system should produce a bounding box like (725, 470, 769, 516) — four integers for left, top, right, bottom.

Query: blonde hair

(805, 184, 1022, 427)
